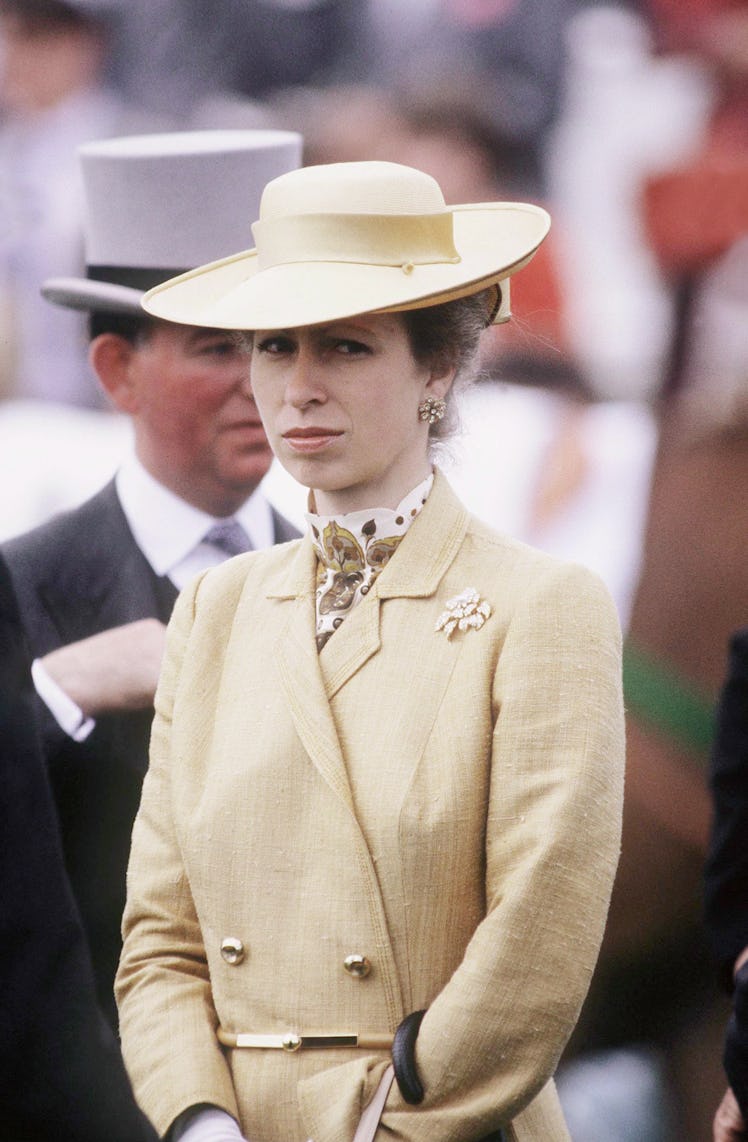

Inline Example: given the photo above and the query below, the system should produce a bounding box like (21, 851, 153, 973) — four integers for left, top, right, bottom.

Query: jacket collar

(265, 468, 469, 603)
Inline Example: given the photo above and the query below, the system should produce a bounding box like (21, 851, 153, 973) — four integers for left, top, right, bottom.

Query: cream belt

(217, 1028, 393, 1052)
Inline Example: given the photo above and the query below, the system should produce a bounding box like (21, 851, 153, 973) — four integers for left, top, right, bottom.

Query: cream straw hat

(142, 160, 550, 331)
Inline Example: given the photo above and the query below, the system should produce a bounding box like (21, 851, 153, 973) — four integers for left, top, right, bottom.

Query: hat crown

(260, 161, 448, 222)
(41, 128, 303, 314)
(82, 129, 302, 270)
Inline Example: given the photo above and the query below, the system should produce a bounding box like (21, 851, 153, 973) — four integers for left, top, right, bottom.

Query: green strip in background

(623, 640, 717, 759)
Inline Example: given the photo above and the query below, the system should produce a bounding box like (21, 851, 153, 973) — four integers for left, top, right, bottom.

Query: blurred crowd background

(0, 0, 746, 1138)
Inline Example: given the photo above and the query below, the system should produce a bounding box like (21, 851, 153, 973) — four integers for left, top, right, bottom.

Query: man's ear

(89, 333, 139, 413)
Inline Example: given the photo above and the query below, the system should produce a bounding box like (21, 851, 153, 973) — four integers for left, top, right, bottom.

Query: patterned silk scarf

(306, 474, 434, 651)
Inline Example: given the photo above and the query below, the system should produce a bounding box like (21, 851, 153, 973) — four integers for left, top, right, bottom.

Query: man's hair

(88, 310, 154, 345)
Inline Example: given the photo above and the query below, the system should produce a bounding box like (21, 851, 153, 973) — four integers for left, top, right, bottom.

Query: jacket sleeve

(116, 573, 240, 1137)
(704, 627, 748, 988)
(302, 561, 625, 1142)
(412, 562, 624, 1135)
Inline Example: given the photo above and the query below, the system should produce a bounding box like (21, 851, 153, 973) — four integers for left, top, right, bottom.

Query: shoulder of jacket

(2, 484, 118, 570)
(191, 538, 303, 608)
(460, 514, 614, 604)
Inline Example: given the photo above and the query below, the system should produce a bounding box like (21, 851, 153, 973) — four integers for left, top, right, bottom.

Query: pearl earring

(418, 396, 446, 424)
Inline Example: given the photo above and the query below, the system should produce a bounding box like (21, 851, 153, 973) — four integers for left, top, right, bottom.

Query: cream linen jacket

(116, 471, 624, 1142)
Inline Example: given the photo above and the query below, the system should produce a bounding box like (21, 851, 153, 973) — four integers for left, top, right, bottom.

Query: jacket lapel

(271, 536, 355, 811)
(270, 539, 406, 1021)
(38, 483, 165, 642)
(269, 470, 471, 784)
(265, 473, 471, 1025)
(319, 471, 471, 699)
(375, 469, 470, 603)
(317, 589, 382, 699)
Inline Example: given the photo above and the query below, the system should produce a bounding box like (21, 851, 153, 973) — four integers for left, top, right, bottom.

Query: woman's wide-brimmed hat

(141, 160, 551, 331)
(42, 129, 302, 315)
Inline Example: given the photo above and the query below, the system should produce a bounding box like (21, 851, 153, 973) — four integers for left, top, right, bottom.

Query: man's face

(124, 322, 274, 516)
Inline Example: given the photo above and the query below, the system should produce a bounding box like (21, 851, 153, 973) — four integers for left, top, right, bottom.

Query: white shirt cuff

(171, 1106, 246, 1142)
(31, 658, 96, 742)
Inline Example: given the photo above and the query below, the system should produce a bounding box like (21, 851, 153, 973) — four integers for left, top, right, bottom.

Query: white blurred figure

(547, 4, 716, 402)
(444, 380, 658, 633)
(0, 399, 131, 538)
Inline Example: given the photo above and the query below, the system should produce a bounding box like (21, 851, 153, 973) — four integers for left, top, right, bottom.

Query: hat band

(87, 265, 187, 291)
(252, 212, 462, 271)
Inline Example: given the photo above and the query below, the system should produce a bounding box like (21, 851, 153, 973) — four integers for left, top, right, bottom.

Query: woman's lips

(283, 427, 343, 453)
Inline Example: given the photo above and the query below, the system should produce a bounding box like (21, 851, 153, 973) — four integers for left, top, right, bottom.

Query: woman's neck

(311, 463, 433, 518)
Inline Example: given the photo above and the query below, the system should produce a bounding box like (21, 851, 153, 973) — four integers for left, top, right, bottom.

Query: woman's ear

(424, 357, 457, 402)
(89, 333, 139, 413)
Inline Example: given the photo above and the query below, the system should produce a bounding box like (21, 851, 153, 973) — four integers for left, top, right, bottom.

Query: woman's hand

(714, 1087, 747, 1142)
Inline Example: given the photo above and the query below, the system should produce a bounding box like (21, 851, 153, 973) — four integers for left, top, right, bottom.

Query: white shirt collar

(115, 453, 274, 586)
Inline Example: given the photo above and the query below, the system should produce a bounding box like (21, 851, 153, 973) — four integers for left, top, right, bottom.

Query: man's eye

(203, 340, 235, 356)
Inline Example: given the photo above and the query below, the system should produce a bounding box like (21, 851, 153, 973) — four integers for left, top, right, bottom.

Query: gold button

(220, 937, 245, 965)
(343, 953, 372, 978)
(282, 1032, 302, 1052)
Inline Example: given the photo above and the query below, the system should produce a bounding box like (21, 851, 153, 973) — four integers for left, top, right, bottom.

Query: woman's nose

(285, 349, 326, 408)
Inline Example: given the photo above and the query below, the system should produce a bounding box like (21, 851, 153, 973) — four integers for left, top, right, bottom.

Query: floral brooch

(435, 588, 492, 639)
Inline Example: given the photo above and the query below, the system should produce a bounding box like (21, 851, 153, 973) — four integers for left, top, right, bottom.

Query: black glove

(725, 962, 748, 1117)
(392, 1009, 427, 1104)
(391, 1009, 507, 1141)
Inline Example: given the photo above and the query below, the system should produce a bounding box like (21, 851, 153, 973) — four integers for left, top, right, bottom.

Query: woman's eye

(335, 339, 370, 356)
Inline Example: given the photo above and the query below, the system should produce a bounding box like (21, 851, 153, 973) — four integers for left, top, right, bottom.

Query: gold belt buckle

(217, 1028, 393, 1051)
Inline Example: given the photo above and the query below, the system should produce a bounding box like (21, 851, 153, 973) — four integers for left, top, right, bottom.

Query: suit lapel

(270, 505, 302, 544)
(38, 483, 165, 642)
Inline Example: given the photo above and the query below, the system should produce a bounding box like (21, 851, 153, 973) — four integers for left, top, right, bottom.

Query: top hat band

(87, 265, 188, 291)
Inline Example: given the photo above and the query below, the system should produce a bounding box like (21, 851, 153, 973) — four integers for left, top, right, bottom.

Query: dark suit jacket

(704, 627, 748, 988)
(1, 480, 298, 1027)
(0, 553, 157, 1142)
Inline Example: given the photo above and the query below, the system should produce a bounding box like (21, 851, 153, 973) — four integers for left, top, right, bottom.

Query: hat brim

(141, 202, 550, 331)
(42, 278, 145, 314)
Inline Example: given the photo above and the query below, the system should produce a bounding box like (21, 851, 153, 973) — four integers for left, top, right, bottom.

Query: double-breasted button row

(343, 953, 372, 978)
(220, 940, 372, 977)
(220, 937, 245, 965)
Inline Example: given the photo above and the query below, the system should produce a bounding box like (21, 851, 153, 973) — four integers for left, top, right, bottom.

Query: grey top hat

(42, 129, 303, 315)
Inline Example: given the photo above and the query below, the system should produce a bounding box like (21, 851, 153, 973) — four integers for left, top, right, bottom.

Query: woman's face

(250, 312, 453, 515)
